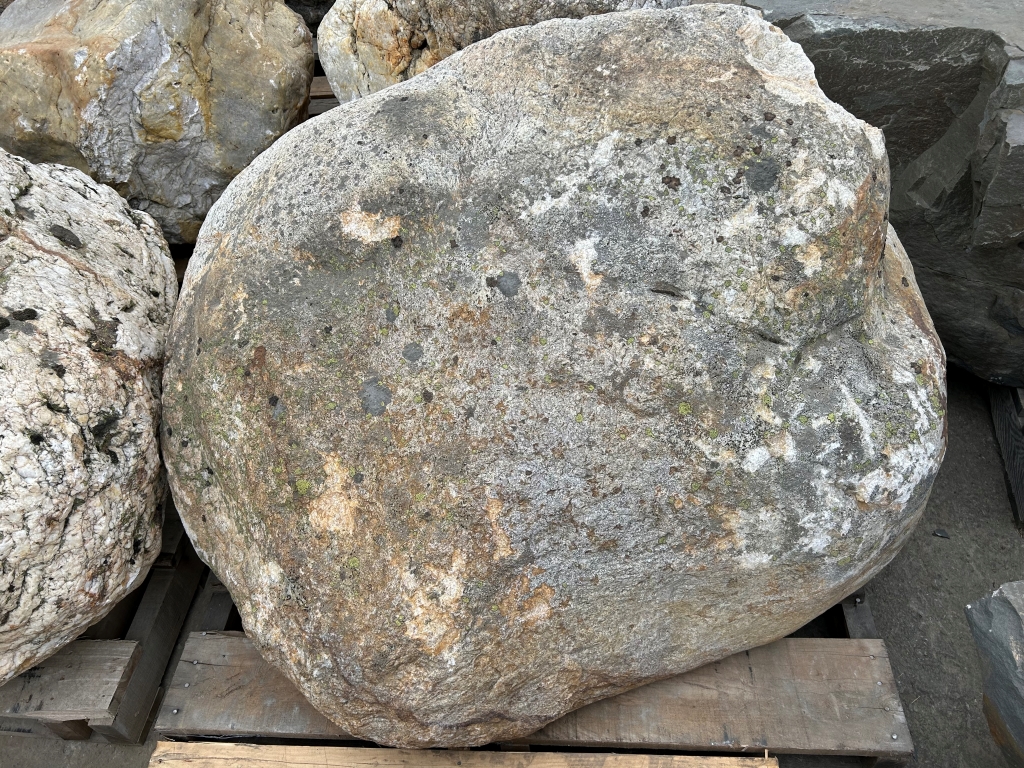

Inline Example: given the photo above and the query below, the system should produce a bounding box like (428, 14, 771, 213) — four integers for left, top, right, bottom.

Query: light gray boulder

(746, 0, 1024, 385)
(0, 149, 177, 685)
(0, 0, 314, 243)
(967, 581, 1024, 767)
(318, 0, 685, 102)
(163, 6, 946, 748)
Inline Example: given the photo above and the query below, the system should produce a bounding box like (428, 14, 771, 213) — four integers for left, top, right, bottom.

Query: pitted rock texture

(750, 5, 1024, 385)
(0, 149, 177, 685)
(966, 581, 1024, 766)
(318, 0, 685, 102)
(164, 6, 946, 748)
(0, 0, 314, 244)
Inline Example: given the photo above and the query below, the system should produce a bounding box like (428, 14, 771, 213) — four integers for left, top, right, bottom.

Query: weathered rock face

(967, 582, 1024, 767)
(0, 149, 177, 685)
(319, 0, 684, 101)
(0, 0, 314, 244)
(747, 3, 1024, 385)
(164, 6, 946, 748)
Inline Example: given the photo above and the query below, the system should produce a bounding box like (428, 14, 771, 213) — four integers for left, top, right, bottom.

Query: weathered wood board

(149, 743, 777, 768)
(990, 385, 1024, 527)
(0, 640, 140, 723)
(155, 633, 911, 761)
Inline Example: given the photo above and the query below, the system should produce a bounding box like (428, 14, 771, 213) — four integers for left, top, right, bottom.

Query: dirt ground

(0, 367, 1020, 767)
(864, 367, 1023, 768)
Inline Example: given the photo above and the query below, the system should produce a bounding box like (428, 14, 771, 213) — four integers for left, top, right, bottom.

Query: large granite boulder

(318, 0, 684, 101)
(0, 149, 177, 684)
(0, 0, 314, 244)
(744, 0, 1024, 385)
(967, 582, 1024, 767)
(164, 6, 946, 748)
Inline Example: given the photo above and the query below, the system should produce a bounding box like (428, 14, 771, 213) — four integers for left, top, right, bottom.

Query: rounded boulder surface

(0, 148, 178, 684)
(164, 6, 947, 748)
(318, 0, 685, 101)
(0, 0, 314, 243)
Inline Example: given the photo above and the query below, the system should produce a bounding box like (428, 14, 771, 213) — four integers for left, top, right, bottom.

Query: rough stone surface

(0, 149, 177, 685)
(164, 6, 946, 748)
(744, 2, 1024, 385)
(0, 0, 314, 244)
(966, 582, 1024, 767)
(319, 0, 685, 101)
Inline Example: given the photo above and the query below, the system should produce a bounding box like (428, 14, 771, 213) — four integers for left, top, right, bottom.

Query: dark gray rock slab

(967, 581, 1024, 767)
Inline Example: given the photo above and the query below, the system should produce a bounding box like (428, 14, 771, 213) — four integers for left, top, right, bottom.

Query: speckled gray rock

(0, 149, 177, 685)
(967, 581, 1024, 766)
(164, 6, 946, 748)
(0, 0, 314, 243)
(318, 0, 685, 101)
(745, 2, 1024, 385)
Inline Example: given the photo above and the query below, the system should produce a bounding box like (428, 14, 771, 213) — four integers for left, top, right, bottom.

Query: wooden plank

(841, 591, 879, 640)
(310, 97, 340, 116)
(526, 638, 912, 759)
(990, 384, 1024, 527)
(149, 743, 777, 768)
(90, 541, 205, 742)
(0, 715, 63, 738)
(198, 576, 236, 632)
(156, 634, 911, 760)
(40, 719, 92, 739)
(0, 640, 140, 723)
(310, 76, 334, 99)
(157, 631, 345, 740)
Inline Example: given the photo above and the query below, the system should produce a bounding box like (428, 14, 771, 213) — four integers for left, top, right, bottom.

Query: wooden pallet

(310, 75, 339, 116)
(0, 497, 205, 743)
(150, 743, 778, 768)
(152, 587, 912, 767)
(990, 384, 1024, 529)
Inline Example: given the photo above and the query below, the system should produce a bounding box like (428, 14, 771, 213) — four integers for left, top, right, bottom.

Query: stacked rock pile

(0, 0, 994, 750)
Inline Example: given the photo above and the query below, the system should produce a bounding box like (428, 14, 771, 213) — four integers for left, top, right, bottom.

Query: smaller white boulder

(0, 149, 177, 685)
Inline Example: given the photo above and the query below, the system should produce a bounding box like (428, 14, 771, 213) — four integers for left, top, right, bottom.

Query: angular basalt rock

(318, 0, 684, 101)
(966, 581, 1024, 767)
(0, 149, 177, 685)
(0, 0, 314, 244)
(163, 6, 946, 748)
(746, 1, 1024, 385)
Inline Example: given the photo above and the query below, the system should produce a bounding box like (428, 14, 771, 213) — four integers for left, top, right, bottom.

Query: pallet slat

(990, 384, 1024, 526)
(310, 76, 335, 99)
(149, 743, 777, 768)
(524, 638, 910, 758)
(91, 542, 205, 742)
(155, 633, 911, 761)
(0, 640, 140, 723)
